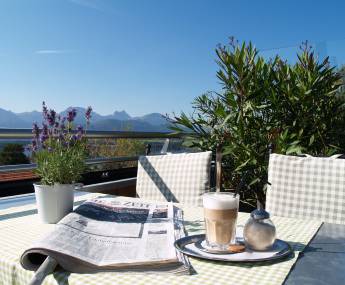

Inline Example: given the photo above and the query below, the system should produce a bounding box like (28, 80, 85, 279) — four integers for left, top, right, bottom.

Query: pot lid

(250, 209, 270, 220)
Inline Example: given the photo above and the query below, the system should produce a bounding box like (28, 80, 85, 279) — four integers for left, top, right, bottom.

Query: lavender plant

(31, 102, 92, 185)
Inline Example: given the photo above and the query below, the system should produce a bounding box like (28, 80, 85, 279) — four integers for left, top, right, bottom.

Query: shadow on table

(287, 241, 310, 252)
(298, 241, 345, 255)
(0, 200, 88, 221)
(285, 240, 344, 254)
(0, 209, 38, 221)
(283, 229, 345, 285)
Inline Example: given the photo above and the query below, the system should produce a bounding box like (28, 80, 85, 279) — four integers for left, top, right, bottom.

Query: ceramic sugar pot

(243, 208, 276, 251)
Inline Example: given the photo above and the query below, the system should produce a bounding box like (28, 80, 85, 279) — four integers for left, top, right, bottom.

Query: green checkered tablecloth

(0, 193, 322, 285)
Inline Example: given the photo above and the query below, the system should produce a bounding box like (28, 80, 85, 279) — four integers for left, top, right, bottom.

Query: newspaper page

(20, 197, 191, 274)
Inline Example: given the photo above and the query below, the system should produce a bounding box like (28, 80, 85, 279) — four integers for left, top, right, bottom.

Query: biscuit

(228, 244, 246, 253)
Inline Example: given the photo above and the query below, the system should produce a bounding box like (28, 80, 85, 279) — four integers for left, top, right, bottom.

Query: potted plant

(170, 39, 344, 210)
(31, 102, 92, 223)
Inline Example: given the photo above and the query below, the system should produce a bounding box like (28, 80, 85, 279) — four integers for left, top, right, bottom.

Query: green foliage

(0, 144, 30, 165)
(34, 140, 86, 185)
(90, 138, 145, 158)
(170, 39, 345, 207)
(87, 138, 145, 169)
(272, 46, 344, 155)
(102, 123, 146, 157)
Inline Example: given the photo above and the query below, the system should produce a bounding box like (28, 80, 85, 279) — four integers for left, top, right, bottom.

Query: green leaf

(234, 158, 251, 172)
(309, 135, 315, 146)
(286, 145, 303, 155)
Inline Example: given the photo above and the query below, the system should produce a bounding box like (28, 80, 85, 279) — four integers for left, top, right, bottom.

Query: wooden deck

(0, 170, 38, 182)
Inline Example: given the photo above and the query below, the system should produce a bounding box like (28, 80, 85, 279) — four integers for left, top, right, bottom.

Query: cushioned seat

(266, 153, 345, 224)
(136, 151, 212, 206)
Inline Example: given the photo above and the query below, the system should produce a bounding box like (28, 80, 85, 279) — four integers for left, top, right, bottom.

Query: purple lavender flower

(31, 139, 38, 152)
(60, 117, 66, 131)
(76, 125, 84, 139)
(85, 106, 92, 124)
(42, 123, 48, 136)
(32, 123, 40, 139)
(32, 103, 92, 154)
(42, 102, 48, 119)
(46, 109, 56, 126)
(77, 125, 83, 133)
(67, 108, 77, 122)
(40, 134, 48, 144)
(40, 123, 50, 144)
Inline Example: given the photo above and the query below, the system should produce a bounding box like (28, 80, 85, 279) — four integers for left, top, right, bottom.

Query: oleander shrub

(170, 39, 345, 208)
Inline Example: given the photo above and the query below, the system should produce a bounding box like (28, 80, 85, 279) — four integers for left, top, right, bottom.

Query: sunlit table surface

(0, 192, 323, 285)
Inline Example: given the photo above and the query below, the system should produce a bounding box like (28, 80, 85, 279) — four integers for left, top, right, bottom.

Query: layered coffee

(203, 193, 239, 250)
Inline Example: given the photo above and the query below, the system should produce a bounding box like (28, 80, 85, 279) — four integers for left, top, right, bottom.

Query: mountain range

(0, 107, 171, 132)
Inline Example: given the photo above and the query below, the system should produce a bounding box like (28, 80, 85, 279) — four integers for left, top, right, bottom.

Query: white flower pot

(34, 183, 75, 224)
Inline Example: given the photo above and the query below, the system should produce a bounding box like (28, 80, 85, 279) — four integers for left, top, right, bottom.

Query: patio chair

(80, 148, 212, 206)
(266, 153, 345, 224)
(136, 151, 212, 206)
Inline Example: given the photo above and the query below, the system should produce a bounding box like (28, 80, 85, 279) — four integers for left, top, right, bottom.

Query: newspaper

(20, 197, 191, 274)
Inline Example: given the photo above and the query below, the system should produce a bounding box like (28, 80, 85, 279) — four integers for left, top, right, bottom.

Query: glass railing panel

(259, 39, 345, 68)
(0, 129, 188, 174)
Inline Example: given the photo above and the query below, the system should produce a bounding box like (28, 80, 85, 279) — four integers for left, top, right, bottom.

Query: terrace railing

(0, 128, 189, 197)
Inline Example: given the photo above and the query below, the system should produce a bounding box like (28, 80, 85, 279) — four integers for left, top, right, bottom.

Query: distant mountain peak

(134, 113, 167, 126)
(0, 108, 29, 128)
(112, 110, 131, 120)
(0, 107, 170, 131)
(63, 106, 87, 112)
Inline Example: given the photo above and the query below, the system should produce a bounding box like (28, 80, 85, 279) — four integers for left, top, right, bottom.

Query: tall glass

(203, 192, 239, 251)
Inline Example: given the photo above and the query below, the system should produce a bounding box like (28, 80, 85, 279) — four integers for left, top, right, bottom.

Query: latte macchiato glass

(203, 192, 239, 251)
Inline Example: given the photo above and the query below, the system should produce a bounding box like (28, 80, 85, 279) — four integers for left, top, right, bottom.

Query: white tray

(174, 234, 292, 263)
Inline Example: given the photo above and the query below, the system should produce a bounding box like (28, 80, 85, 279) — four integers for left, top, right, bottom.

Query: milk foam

(203, 193, 239, 210)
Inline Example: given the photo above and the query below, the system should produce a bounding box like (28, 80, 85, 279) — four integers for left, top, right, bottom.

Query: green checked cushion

(266, 153, 345, 224)
(136, 151, 212, 206)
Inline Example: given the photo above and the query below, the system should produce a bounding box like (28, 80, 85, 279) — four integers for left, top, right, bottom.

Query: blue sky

(0, 0, 344, 116)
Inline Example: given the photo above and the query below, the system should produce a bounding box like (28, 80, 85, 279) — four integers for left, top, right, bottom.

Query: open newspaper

(20, 197, 191, 274)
